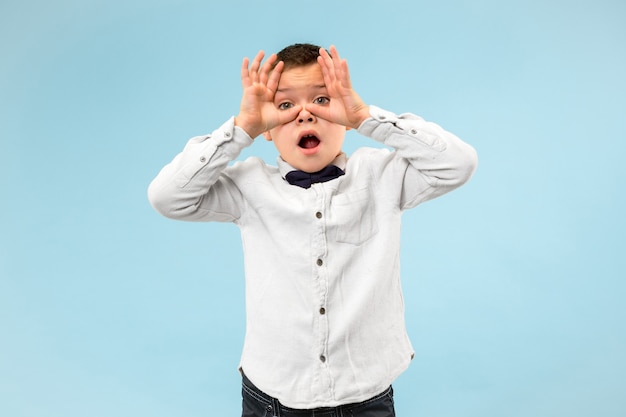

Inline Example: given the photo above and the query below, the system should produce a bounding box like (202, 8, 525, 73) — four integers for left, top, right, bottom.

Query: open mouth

(298, 134, 320, 149)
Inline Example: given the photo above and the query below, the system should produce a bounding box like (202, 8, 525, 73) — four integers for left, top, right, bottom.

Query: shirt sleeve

(147, 117, 253, 222)
(356, 105, 478, 209)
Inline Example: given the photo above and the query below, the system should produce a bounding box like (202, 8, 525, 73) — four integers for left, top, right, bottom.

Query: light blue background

(1, 0, 624, 416)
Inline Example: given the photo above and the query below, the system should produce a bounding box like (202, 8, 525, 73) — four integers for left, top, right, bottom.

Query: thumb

(306, 103, 333, 123)
(276, 105, 302, 125)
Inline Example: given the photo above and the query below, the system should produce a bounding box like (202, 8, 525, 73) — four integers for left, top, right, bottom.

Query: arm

(358, 106, 478, 208)
(147, 119, 253, 222)
(310, 45, 477, 208)
(148, 51, 302, 221)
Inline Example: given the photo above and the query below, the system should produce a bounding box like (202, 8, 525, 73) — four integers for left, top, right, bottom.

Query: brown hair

(276, 43, 324, 69)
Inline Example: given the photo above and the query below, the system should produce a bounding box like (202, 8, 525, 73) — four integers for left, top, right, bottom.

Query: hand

(234, 51, 302, 138)
(308, 45, 370, 129)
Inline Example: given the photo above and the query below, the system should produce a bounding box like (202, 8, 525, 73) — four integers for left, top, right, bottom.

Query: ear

(263, 131, 272, 141)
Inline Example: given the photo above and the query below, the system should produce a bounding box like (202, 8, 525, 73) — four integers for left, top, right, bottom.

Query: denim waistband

(241, 373, 394, 416)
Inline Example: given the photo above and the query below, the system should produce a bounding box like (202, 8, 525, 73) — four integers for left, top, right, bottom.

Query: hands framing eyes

(310, 45, 369, 130)
(234, 51, 302, 139)
(234, 45, 370, 139)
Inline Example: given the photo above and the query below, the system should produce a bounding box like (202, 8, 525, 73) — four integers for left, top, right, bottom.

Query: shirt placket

(311, 183, 333, 401)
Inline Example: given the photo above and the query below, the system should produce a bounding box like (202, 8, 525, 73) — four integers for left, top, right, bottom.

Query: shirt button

(319, 307, 326, 315)
(200, 156, 206, 163)
(320, 355, 326, 363)
(410, 128, 418, 135)
(316, 259, 323, 266)
(315, 212, 322, 219)
(224, 131, 232, 138)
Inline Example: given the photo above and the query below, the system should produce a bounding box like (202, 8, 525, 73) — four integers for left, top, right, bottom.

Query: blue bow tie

(285, 165, 345, 189)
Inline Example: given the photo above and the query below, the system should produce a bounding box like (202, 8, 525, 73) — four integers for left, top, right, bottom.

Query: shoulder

(229, 156, 276, 171)
(345, 146, 410, 186)
(225, 156, 280, 181)
(347, 146, 394, 167)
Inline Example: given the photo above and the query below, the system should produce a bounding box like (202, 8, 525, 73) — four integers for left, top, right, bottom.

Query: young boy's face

(263, 63, 346, 173)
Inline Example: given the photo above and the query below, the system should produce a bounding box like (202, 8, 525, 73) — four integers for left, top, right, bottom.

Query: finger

(306, 104, 335, 124)
(328, 45, 354, 90)
(266, 60, 284, 93)
(318, 47, 334, 79)
(317, 49, 335, 90)
(317, 55, 330, 83)
(249, 50, 265, 83)
(329, 45, 344, 82)
(319, 47, 332, 67)
(340, 58, 353, 88)
(259, 53, 277, 86)
(277, 104, 302, 125)
(241, 57, 251, 88)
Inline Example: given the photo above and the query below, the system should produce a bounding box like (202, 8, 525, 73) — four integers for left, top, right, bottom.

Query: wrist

(234, 116, 262, 139)
(352, 105, 371, 129)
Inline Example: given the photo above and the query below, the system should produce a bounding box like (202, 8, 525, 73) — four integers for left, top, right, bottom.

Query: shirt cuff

(213, 116, 255, 150)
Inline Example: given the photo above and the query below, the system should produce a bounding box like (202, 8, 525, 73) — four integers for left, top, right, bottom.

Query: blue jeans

(241, 374, 396, 417)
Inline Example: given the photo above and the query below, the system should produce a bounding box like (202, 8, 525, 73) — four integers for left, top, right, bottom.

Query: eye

(278, 102, 294, 110)
(313, 97, 330, 105)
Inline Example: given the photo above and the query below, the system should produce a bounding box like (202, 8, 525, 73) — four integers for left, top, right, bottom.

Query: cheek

(270, 129, 288, 145)
(266, 125, 283, 141)
(271, 133, 295, 153)
(329, 128, 346, 148)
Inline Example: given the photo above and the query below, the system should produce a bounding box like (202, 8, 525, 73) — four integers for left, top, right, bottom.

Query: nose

(297, 107, 316, 124)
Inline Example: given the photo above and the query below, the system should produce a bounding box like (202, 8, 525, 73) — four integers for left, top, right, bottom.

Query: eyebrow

(276, 84, 327, 93)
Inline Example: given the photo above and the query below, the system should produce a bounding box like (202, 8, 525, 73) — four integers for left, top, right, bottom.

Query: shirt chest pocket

(330, 187, 378, 245)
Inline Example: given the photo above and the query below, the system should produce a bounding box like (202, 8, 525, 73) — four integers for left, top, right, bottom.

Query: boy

(148, 43, 478, 416)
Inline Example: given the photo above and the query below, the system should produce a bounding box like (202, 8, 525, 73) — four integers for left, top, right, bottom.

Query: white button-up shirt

(148, 106, 478, 409)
